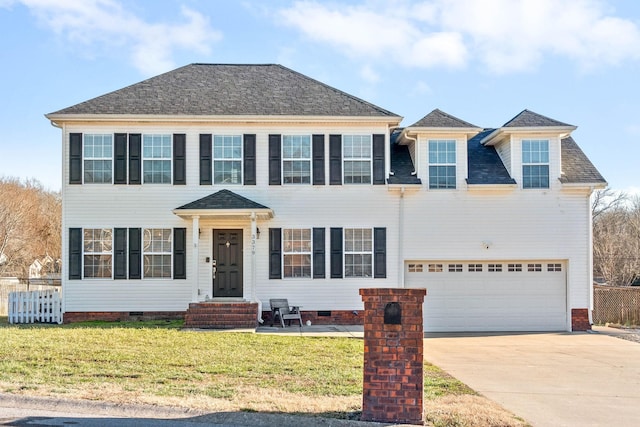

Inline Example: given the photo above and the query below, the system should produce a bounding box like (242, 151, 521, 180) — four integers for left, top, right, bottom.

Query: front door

(212, 229, 243, 297)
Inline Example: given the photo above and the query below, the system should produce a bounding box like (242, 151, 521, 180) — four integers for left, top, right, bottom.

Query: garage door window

(527, 263, 542, 272)
(468, 263, 483, 272)
(488, 263, 503, 272)
(408, 263, 423, 272)
(428, 264, 443, 272)
(548, 263, 562, 272)
(508, 263, 522, 272)
(448, 264, 462, 272)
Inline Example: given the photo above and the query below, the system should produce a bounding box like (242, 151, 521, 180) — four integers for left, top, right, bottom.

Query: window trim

(282, 228, 313, 278)
(428, 139, 457, 189)
(343, 227, 373, 278)
(522, 139, 550, 189)
(82, 228, 113, 279)
(281, 135, 312, 185)
(342, 134, 373, 185)
(142, 134, 173, 184)
(212, 134, 243, 185)
(83, 134, 114, 184)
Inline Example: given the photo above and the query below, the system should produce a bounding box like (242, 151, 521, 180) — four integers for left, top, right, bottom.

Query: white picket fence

(8, 289, 63, 324)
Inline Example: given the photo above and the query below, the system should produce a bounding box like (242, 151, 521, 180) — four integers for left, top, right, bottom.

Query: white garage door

(405, 261, 567, 332)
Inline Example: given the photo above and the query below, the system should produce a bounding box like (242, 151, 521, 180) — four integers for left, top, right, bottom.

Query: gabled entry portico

(173, 190, 273, 304)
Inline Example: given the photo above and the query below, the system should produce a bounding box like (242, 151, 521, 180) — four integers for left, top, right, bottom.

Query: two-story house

(46, 64, 606, 332)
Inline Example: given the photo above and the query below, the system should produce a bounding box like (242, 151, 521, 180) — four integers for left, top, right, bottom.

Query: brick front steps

(184, 301, 258, 329)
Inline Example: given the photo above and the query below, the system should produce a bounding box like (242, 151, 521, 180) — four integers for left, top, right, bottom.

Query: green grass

(0, 317, 486, 421)
(0, 319, 364, 399)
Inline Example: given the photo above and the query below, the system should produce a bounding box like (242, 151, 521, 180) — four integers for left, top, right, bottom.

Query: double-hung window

(343, 135, 372, 184)
(143, 228, 172, 278)
(522, 139, 549, 188)
(344, 228, 372, 277)
(83, 134, 113, 183)
(282, 135, 311, 184)
(213, 135, 242, 184)
(282, 228, 312, 278)
(83, 228, 112, 278)
(143, 134, 172, 183)
(428, 140, 456, 189)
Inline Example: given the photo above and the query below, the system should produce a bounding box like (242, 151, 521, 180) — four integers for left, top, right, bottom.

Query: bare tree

(0, 177, 61, 277)
(592, 188, 640, 286)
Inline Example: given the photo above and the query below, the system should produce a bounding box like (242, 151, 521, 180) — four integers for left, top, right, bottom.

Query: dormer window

(428, 140, 456, 189)
(522, 139, 549, 188)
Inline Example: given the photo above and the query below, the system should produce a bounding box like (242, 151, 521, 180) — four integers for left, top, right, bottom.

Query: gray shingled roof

(408, 109, 479, 128)
(559, 137, 606, 184)
(48, 64, 400, 117)
(176, 189, 270, 210)
(389, 130, 421, 185)
(503, 109, 573, 127)
(467, 130, 517, 185)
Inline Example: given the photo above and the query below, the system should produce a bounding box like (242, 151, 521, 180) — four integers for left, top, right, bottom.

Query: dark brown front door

(212, 229, 243, 297)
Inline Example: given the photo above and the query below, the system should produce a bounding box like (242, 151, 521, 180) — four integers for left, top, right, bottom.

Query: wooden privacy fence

(8, 289, 63, 324)
(593, 284, 640, 326)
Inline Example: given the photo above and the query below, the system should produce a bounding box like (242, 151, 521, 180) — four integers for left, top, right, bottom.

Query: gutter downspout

(398, 186, 405, 288)
(587, 187, 595, 328)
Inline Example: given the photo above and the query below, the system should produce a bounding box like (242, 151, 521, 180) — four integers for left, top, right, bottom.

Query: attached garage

(405, 261, 567, 332)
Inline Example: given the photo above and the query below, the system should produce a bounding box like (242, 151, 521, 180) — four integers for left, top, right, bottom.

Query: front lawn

(0, 318, 527, 426)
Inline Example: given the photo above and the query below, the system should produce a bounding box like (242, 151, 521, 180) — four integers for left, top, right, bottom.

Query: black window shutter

(128, 134, 142, 185)
(174, 228, 187, 279)
(128, 228, 141, 279)
(313, 227, 325, 278)
(69, 133, 82, 184)
(269, 228, 282, 279)
(268, 134, 281, 185)
(114, 228, 127, 279)
(374, 227, 387, 278)
(372, 134, 385, 185)
(114, 133, 127, 184)
(199, 134, 212, 185)
(68, 228, 82, 279)
(244, 134, 256, 185)
(312, 134, 325, 185)
(330, 227, 343, 278)
(173, 134, 186, 185)
(329, 135, 342, 185)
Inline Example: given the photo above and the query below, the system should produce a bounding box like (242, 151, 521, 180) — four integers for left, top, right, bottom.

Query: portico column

(192, 215, 200, 302)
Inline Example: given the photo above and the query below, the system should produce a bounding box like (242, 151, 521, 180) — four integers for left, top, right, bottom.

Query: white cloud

(18, 0, 221, 75)
(278, 0, 640, 74)
(360, 64, 380, 83)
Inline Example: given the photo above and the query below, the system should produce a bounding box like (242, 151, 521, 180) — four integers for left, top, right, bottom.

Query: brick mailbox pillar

(359, 288, 427, 425)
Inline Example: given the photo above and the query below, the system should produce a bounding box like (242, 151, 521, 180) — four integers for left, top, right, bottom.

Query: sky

(0, 0, 639, 194)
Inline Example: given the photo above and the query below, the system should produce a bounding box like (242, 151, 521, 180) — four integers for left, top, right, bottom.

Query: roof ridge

(502, 109, 573, 127)
(273, 64, 401, 117)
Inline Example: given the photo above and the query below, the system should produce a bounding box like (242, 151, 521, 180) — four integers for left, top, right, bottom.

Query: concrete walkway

(424, 327, 640, 427)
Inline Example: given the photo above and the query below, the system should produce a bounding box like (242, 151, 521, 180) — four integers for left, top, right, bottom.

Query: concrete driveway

(424, 327, 640, 427)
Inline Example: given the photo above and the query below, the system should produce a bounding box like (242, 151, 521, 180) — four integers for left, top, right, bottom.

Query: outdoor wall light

(482, 241, 492, 249)
(256, 228, 261, 239)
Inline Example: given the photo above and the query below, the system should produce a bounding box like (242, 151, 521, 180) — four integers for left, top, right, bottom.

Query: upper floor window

(83, 228, 112, 278)
(343, 135, 372, 184)
(283, 135, 311, 184)
(522, 139, 549, 188)
(143, 134, 172, 184)
(428, 140, 456, 189)
(83, 134, 113, 184)
(143, 228, 172, 278)
(344, 228, 372, 277)
(213, 135, 242, 184)
(283, 228, 312, 278)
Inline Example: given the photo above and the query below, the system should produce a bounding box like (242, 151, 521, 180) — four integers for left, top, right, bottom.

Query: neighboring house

(46, 64, 606, 332)
(29, 255, 61, 280)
